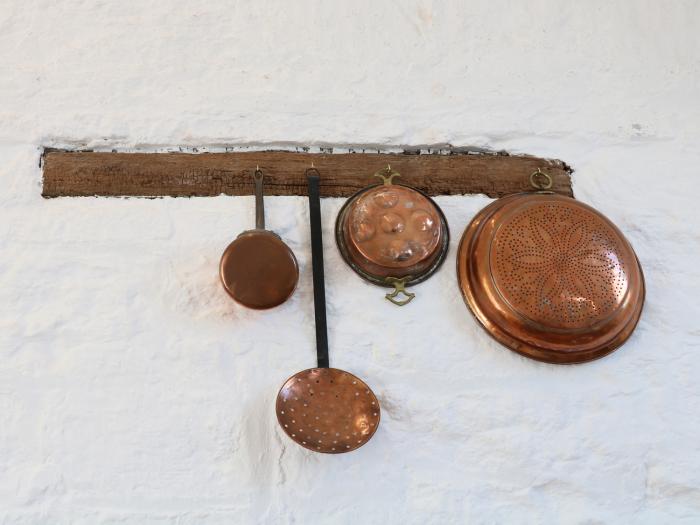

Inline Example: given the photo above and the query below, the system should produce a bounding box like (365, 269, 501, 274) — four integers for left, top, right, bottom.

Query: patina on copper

(220, 168, 298, 309)
(277, 169, 380, 454)
(336, 167, 449, 306)
(457, 170, 645, 364)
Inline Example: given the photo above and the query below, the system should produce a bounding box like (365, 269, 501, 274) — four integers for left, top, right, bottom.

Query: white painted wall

(1, 1, 699, 523)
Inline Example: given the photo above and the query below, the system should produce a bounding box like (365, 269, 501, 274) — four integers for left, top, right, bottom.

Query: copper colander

(276, 169, 380, 454)
(335, 167, 449, 306)
(457, 170, 645, 364)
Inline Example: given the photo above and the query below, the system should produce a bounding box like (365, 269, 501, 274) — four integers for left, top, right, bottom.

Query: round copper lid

(336, 168, 449, 306)
(220, 230, 298, 310)
(457, 189, 645, 364)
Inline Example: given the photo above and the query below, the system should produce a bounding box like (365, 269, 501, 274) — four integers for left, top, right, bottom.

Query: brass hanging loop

(384, 276, 416, 306)
(373, 165, 400, 186)
(529, 168, 553, 190)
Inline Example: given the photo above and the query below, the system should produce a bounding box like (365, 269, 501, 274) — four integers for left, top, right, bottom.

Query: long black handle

(307, 169, 329, 369)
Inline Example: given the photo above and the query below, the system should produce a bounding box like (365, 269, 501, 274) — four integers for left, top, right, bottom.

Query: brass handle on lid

(384, 276, 415, 306)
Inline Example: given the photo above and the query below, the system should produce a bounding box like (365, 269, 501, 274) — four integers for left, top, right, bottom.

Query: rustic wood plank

(41, 150, 573, 198)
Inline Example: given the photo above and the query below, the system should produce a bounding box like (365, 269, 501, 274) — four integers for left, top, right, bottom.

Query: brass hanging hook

(384, 276, 415, 306)
(374, 165, 400, 186)
(529, 168, 553, 190)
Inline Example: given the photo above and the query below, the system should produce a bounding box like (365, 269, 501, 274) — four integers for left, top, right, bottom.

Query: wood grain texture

(41, 150, 573, 198)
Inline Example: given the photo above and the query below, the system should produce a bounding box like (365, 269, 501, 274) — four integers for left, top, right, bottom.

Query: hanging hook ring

(384, 276, 415, 306)
(374, 166, 400, 186)
(530, 168, 553, 190)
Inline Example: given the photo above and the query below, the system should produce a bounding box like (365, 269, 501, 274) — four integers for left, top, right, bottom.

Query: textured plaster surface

(1, 1, 699, 524)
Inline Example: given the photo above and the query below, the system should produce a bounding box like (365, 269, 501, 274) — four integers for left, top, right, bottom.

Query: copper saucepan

(276, 169, 380, 454)
(457, 169, 645, 364)
(220, 168, 299, 309)
(335, 166, 449, 306)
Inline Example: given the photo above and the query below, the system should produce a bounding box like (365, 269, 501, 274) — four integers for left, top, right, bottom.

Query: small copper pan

(276, 169, 380, 454)
(220, 168, 299, 309)
(335, 166, 449, 306)
(457, 169, 645, 364)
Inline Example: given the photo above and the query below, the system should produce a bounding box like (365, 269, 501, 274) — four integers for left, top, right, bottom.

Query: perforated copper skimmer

(335, 166, 449, 306)
(220, 168, 299, 309)
(457, 169, 645, 364)
(276, 169, 380, 454)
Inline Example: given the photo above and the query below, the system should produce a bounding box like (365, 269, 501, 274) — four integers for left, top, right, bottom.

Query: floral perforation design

(491, 202, 630, 329)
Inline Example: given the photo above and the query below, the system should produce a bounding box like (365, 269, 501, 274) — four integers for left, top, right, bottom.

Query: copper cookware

(276, 169, 380, 454)
(335, 166, 449, 306)
(457, 169, 645, 364)
(220, 168, 299, 309)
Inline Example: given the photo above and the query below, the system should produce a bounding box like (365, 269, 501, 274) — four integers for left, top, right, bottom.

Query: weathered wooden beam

(41, 150, 573, 198)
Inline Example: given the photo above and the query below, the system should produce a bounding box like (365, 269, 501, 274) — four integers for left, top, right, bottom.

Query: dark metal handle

(254, 168, 265, 230)
(307, 168, 329, 369)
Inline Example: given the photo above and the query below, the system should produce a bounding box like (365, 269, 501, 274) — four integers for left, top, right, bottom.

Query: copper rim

(276, 368, 381, 454)
(335, 182, 449, 288)
(457, 192, 645, 364)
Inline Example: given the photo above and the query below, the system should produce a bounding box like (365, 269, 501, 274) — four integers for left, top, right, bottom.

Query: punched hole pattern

(276, 368, 380, 454)
(491, 201, 631, 329)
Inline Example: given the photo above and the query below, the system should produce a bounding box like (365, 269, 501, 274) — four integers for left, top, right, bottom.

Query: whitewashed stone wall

(1, 1, 699, 523)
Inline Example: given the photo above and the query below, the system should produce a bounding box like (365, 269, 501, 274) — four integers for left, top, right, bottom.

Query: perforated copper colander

(457, 170, 645, 364)
(276, 169, 380, 454)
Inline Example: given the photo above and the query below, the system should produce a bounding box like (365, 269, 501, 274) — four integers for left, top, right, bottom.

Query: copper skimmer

(220, 168, 299, 309)
(457, 169, 645, 364)
(276, 169, 380, 454)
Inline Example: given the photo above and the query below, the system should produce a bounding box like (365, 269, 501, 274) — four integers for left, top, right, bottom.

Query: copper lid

(220, 230, 299, 310)
(336, 168, 449, 305)
(457, 190, 645, 364)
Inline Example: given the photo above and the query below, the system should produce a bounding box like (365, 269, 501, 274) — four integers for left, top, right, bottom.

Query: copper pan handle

(254, 167, 265, 230)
